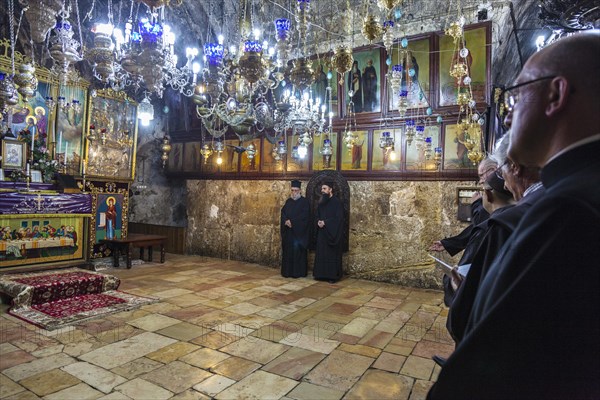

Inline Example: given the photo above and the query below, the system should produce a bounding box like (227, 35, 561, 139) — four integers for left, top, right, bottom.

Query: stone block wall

(186, 179, 472, 289)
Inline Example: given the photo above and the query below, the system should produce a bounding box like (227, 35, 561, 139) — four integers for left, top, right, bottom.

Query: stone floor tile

(409, 379, 434, 400)
(3, 353, 76, 381)
(109, 357, 163, 379)
(411, 340, 454, 360)
(304, 350, 374, 391)
(191, 331, 239, 349)
(209, 356, 261, 381)
(224, 303, 265, 316)
(330, 332, 361, 344)
(145, 342, 201, 364)
(220, 337, 289, 364)
(351, 306, 393, 320)
(61, 361, 127, 394)
(373, 352, 407, 373)
(358, 330, 394, 349)
(114, 378, 173, 400)
(79, 332, 176, 369)
(30, 345, 64, 358)
(42, 382, 104, 400)
(337, 343, 381, 359)
(169, 388, 212, 399)
(290, 298, 317, 307)
(286, 382, 344, 400)
(152, 288, 195, 299)
(0, 350, 37, 370)
(338, 318, 379, 338)
(97, 391, 132, 399)
(155, 322, 209, 342)
(3, 389, 40, 400)
(215, 370, 298, 400)
(365, 296, 403, 310)
(0, 373, 26, 398)
(231, 314, 275, 329)
(141, 360, 212, 394)
(212, 323, 255, 338)
(400, 355, 435, 380)
(192, 374, 236, 397)
(253, 322, 302, 343)
(19, 369, 80, 396)
(127, 314, 181, 332)
(385, 338, 418, 356)
(280, 331, 340, 354)
(262, 347, 326, 380)
(397, 323, 429, 342)
(0, 343, 20, 355)
(180, 348, 230, 369)
(164, 294, 207, 308)
(322, 303, 361, 315)
(281, 309, 320, 324)
(343, 369, 413, 400)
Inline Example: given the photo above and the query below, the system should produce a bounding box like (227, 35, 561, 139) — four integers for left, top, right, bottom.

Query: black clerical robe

(447, 186, 545, 342)
(441, 198, 489, 256)
(428, 140, 600, 399)
(442, 211, 498, 307)
(313, 195, 344, 282)
(280, 196, 309, 278)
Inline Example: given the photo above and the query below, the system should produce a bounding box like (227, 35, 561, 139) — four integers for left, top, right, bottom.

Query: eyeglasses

(499, 76, 556, 113)
(478, 167, 496, 180)
(495, 160, 511, 179)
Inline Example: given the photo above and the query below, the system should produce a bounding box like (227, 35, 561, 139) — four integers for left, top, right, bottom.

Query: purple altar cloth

(0, 192, 92, 215)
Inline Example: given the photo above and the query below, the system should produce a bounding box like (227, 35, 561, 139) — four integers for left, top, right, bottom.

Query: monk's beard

(291, 192, 301, 201)
(319, 194, 331, 205)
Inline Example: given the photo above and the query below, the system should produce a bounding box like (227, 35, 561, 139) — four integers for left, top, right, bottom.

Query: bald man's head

(507, 31, 600, 167)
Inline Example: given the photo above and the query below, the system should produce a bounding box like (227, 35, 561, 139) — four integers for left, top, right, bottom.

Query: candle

(58, 131, 62, 155)
(82, 161, 86, 175)
(31, 130, 35, 155)
(26, 162, 30, 176)
(65, 142, 69, 163)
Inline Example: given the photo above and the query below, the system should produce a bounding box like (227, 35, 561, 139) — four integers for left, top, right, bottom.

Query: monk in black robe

(280, 180, 310, 278)
(448, 152, 545, 342)
(430, 157, 497, 256)
(428, 33, 600, 399)
(313, 182, 344, 283)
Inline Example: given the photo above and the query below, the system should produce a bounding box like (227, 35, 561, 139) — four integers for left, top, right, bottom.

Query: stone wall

(186, 179, 472, 289)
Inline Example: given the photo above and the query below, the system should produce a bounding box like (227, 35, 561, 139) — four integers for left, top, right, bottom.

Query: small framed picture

(1, 139, 27, 170)
(30, 170, 43, 183)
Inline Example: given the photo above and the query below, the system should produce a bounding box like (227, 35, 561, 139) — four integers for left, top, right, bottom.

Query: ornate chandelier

(446, 17, 484, 165)
(84, 1, 200, 100)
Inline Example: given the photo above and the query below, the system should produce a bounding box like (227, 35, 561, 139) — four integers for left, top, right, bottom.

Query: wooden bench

(100, 234, 167, 269)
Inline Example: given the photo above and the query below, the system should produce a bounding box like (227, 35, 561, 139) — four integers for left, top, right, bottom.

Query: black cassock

(313, 195, 344, 281)
(428, 141, 600, 399)
(280, 196, 309, 278)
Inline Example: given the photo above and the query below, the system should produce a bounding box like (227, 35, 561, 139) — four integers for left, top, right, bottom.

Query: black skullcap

(485, 172, 513, 198)
(291, 180, 301, 188)
(323, 181, 335, 189)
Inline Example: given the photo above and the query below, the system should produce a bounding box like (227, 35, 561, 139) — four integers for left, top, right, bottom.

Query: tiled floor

(0, 255, 454, 399)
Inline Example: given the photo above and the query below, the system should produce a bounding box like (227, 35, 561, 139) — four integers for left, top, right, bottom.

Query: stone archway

(307, 171, 350, 252)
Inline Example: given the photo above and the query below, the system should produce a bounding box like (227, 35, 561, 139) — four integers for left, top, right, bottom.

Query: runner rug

(0, 268, 157, 331)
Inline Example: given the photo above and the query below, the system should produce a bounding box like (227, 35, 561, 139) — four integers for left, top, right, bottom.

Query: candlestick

(65, 141, 69, 165)
(58, 131, 62, 156)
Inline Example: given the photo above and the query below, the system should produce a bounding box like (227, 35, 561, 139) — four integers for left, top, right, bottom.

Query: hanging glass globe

(459, 48, 469, 58)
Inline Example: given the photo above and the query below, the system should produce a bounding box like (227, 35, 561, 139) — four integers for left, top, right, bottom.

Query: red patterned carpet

(0, 268, 156, 331)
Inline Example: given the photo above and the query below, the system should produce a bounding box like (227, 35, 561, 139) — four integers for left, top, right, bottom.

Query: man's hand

(285, 219, 292, 228)
(450, 267, 464, 291)
(471, 191, 482, 202)
(429, 241, 445, 252)
(317, 220, 325, 228)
